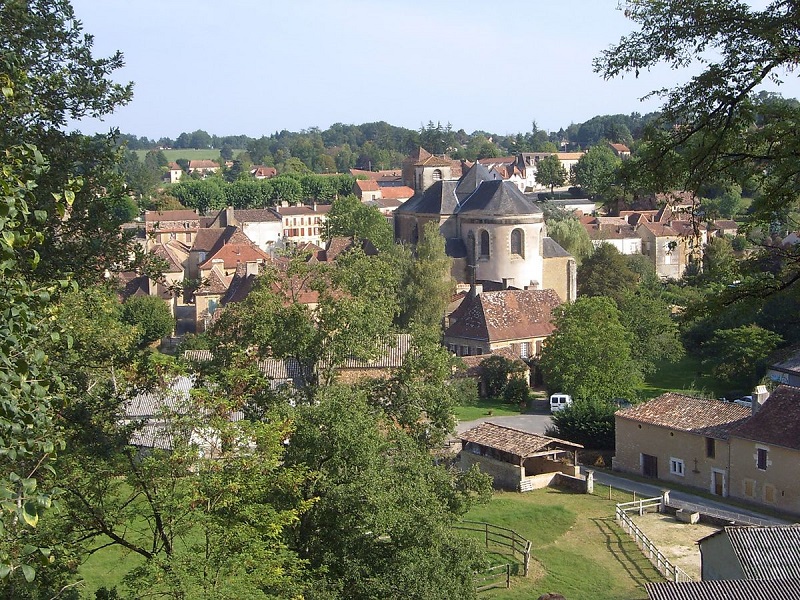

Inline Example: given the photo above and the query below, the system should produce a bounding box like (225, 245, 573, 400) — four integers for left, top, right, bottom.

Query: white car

(549, 393, 573, 413)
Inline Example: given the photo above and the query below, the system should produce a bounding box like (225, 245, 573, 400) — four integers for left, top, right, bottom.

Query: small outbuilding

(459, 422, 583, 491)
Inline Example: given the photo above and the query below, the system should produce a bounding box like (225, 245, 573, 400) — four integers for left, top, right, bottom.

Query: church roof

(542, 237, 571, 258)
(457, 180, 542, 216)
(397, 180, 461, 216)
(456, 162, 499, 204)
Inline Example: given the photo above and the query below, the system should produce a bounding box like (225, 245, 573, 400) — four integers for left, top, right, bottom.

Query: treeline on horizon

(116, 113, 662, 173)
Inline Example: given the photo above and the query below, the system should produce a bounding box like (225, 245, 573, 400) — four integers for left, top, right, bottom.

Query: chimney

(502, 277, 515, 290)
(245, 261, 260, 278)
(224, 206, 236, 227)
(312, 202, 318, 212)
(752, 385, 769, 415)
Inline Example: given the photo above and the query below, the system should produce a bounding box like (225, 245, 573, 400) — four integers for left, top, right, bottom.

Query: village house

(207, 206, 283, 254)
(250, 165, 277, 179)
(614, 385, 800, 515)
(163, 162, 183, 184)
(699, 525, 800, 581)
(444, 287, 562, 362)
(273, 202, 331, 246)
(580, 215, 642, 254)
(187, 159, 220, 177)
(144, 209, 200, 248)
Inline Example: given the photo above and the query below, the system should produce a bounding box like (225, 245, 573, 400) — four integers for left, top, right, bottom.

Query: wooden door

(642, 454, 658, 478)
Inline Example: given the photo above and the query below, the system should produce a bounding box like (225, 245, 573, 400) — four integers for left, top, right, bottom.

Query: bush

(450, 377, 480, 406)
(546, 399, 616, 449)
(503, 376, 530, 405)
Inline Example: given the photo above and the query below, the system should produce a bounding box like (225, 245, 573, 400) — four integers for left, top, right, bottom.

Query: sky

(68, 0, 800, 141)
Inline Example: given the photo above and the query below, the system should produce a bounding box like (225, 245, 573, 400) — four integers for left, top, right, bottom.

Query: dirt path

(630, 512, 719, 580)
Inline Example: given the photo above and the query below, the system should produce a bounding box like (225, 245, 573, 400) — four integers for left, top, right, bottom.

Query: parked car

(549, 393, 573, 413)
(733, 396, 753, 409)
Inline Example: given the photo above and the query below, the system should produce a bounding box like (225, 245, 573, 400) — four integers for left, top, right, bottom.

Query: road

(455, 412, 553, 435)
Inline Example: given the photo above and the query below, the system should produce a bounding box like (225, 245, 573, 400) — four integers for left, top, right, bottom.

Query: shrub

(122, 295, 174, 347)
(546, 399, 616, 449)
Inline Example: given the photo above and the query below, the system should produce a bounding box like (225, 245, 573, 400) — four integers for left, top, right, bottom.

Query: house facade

(274, 203, 331, 246)
(615, 386, 800, 515)
(614, 394, 751, 496)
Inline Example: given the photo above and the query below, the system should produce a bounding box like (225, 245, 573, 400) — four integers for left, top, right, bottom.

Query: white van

(549, 393, 572, 413)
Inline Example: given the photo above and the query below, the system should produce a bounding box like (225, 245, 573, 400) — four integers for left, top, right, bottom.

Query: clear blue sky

(68, 0, 800, 140)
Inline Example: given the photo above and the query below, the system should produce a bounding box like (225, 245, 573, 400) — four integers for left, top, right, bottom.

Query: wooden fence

(615, 500, 692, 583)
(475, 564, 511, 592)
(454, 520, 532, 577)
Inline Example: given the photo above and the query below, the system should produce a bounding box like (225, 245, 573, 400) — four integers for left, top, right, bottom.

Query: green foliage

(324, 195, 393, 250)
(618, 290, 684, 375)
(703, 325, 782, 388)
(701, 236, 739, 284)
(544, 209, 594, 263)
(398, 221, 454, 329)
(577, 243, 639, 304)
(539, 297, 642, 401)
(285, 385, 491, 600)
(535, 154, 568, 192)
(547, 399, 617, 450)
(121, 295, 174, 347)
(503, 376, 530, 405)
(480, 355, 526, 398)
(595, 1, 800, 231)
(571, 145, 621, 200)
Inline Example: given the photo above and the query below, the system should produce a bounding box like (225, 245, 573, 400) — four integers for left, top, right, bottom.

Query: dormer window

(432, 169, 443, 181)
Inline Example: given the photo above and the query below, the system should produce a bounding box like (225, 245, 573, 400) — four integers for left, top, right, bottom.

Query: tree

(544, 210, 594, 263)
(577, 243, 639, 305)
(539, 296, 642, 401)
(535, 154, 567, 193)
(398, 221, 454, 329)
(595, 1, 800, 229)
(617, 290, 684, 375)
(571, 145, 621, 201)
(121, 295, 174, 347)
(1, 0, 137, 284)
(703, 324, 782, 389)
(479, 355, 526, 398)
(702, 236, 739, 284)
(324, 195, 393, 250)
(547, 399, 617, 449)
(284, 385, 491, 600)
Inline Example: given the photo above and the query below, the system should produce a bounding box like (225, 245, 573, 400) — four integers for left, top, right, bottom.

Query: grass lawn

(462, 486, 662, 599)
(639, 354, 725, 400)
(454, 397, 524, 421)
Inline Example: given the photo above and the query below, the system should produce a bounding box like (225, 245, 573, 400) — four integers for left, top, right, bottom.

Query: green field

(462, 487, 661, 599)
(639, 354, 726, 400)
(454, 397, 526, 421)
(133, 148, 243, 162)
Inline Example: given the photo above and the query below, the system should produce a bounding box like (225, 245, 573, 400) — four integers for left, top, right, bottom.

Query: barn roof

(459, 422, 581, 459)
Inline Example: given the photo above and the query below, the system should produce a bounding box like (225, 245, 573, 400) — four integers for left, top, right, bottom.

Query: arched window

(432, 169, 443, 181)
(511, 228, 524, 257)
(479, 230, 490, 258)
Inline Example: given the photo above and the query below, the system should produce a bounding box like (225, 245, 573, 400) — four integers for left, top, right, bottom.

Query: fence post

(661, 490, 670, 513)
(506, 564, 510, 588)
(524, 541, 531, 577)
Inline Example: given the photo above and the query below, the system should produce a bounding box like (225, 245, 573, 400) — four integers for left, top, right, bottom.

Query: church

(394, 148, 576, 303)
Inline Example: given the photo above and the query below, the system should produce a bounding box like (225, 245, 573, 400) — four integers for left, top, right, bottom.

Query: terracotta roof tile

(445, 289, 562, 343)
(460, 423, 582, 458)
(355, 179, 380, 192)
(378, 186, 414, 200)
(616, 393, 751, 439)
(732, 385, 800, 450)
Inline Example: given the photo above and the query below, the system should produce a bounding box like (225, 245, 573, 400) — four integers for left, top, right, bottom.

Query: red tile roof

(460, 422, 582, 457)
(732, 385, 800, 450)
(445, 289, 562, 343)
(616, 393, 751, 439)
(355, 179, 380, 192)
(378, 186, 414, 200)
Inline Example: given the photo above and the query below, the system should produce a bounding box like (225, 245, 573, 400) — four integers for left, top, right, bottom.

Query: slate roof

(646, 579, 800, 600)
(768, 347, 800, 376)
(333, 334, 411, 370)
(457, 180, 542, 216)
(144, 209, 199, 224)
(616, 393, 751, 439)
(731, 385, 800, 449)
(445, 289, 562, 343)
(542, 237, 571, 258)
(700, 525, 800, 580)
(460, 423, 582, 458)
(231, 208, 281, 223)
(397, 180, 461, 216)
(455, 162, 497, 204)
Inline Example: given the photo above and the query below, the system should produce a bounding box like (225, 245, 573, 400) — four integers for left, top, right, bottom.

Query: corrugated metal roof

(647, 578, 800, 600)
(724, 525, 800, 579)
